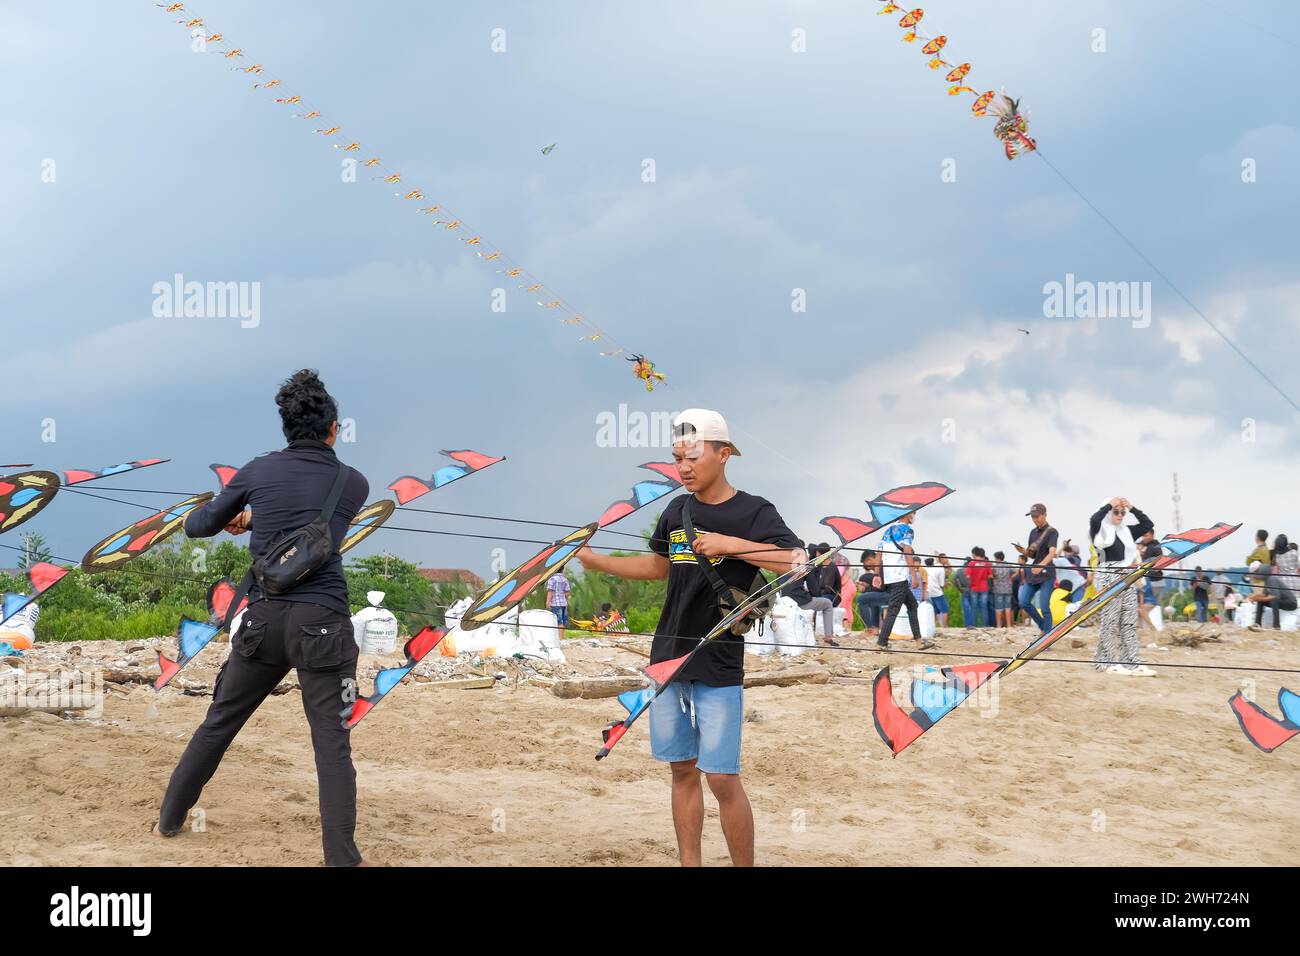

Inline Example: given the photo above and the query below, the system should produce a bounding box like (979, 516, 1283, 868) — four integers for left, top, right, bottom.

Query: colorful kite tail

(1229, 688, 1299, 753)
(872, 662, 1005, 756)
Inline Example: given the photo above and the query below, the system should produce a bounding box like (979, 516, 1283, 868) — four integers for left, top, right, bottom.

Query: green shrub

(38, 604, 202, 643)
(945, 583, 965, 627)
(13, 522, 691, 645)
(625, 607, 660, 635)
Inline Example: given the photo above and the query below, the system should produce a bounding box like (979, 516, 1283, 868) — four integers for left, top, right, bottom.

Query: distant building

(417, 568, 485, 590)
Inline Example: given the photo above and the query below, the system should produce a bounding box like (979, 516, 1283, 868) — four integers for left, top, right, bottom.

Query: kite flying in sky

(154, 3, 665, 392)
(876, 3, 1037, 160)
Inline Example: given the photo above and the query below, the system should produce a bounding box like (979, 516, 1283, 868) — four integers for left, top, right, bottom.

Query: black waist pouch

(224, 460, 348, 628)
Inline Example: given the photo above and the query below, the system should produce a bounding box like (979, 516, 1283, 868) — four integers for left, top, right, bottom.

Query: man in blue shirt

(876, 513, 934, 650)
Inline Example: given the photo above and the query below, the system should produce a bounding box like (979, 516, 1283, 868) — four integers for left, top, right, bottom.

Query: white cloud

(727, 313, 1295, 563)
(1198, 124, 1300, 176)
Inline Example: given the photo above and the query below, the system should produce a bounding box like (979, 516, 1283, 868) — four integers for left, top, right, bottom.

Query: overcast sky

(3, 0, 1297, 576)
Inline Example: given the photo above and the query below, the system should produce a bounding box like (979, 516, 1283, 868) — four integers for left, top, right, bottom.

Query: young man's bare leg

(670, 759, 705, 866)
(706, 772, 754, 867)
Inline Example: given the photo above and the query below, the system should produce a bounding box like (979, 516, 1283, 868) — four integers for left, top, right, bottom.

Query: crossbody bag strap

(319, 458, 349, 528)
(681, 497, 739, 610)
(221, 569, 256, 632)
(234, 459, 349, 624)
(1028, 524, 1056, 578)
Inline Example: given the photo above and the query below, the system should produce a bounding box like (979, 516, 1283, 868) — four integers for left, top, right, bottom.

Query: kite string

(62, 484, 648, 540)
(160, 7, 644, 371)
(875, 1, 1295, 413)
(59, 485, 179, 514)
(51, 485, 1300, 594)
(1033, 145, 1299, 415)
(4, 541, 1296, 674)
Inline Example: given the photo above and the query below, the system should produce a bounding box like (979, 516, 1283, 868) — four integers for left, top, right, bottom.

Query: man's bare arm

(692, 535, 801, 575)
(577, 548, 670, 580)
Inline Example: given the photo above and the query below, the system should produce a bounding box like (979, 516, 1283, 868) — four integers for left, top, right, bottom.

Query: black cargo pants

(158, 599, 360, 866)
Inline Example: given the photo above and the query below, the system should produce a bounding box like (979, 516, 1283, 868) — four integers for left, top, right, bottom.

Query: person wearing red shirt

(966, 547, 992, 628)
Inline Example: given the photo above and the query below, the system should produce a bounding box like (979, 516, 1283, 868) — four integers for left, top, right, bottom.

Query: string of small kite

(152, 2, 666, 393)
(875, 2, 1037, 160)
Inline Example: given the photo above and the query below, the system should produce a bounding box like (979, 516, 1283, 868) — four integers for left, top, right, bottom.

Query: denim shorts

(649, 681, 743, 774)
(930, 595, 949, 615)
(992, 593, 1012, 611)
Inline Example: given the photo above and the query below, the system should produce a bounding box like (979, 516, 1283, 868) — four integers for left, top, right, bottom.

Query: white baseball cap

(672, 408, 741, 456)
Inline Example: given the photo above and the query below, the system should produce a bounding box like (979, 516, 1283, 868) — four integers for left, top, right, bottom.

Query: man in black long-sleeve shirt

(154, 370, 369, 866)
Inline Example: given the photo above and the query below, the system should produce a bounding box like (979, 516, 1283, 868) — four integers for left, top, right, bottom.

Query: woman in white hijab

(1090, 496, 1156, 676)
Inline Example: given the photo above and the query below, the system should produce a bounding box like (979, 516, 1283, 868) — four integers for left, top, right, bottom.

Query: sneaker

(1108, 664, 1156, 676)
(917, 640, 936, 650)
(876, 640, 891, 651)
(1105, 664, 1129, 675)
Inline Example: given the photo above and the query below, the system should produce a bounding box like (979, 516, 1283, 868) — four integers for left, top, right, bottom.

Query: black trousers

(879, 580, 922, 642)
(159, 599, 361, 866)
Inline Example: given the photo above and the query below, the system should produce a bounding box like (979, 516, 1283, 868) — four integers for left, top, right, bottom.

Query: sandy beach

(2, 623, 1295, 867)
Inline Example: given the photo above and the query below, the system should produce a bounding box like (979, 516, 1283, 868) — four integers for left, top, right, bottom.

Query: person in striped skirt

(1090, 496, 1156, 676)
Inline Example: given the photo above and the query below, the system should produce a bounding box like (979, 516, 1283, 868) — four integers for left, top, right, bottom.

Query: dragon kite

(628, 354, 667, 393)
(876, 3, 1038, 159)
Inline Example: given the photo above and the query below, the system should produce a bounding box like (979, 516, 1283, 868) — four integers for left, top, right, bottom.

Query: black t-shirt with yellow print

(648, 491, 799, 687)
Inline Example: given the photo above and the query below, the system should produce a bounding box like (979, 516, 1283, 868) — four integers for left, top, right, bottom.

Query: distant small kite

(541, 143, 556, 155)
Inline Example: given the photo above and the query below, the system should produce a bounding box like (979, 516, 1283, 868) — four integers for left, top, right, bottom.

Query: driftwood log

(421, 676, 498, 691)
(742, 666, 830, 688)
(545, 676, 648, 700)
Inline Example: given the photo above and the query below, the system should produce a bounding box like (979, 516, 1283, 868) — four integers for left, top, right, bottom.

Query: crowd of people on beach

(543, 500, 1300, 667)
(821, 503, 1300, 677)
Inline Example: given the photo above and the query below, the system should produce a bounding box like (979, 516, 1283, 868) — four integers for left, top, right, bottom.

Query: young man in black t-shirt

(578, 409, 800, 867)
